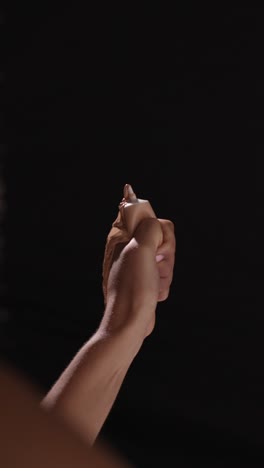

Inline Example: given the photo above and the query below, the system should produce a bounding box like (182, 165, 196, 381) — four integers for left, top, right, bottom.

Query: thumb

(133, 217, 163, 252)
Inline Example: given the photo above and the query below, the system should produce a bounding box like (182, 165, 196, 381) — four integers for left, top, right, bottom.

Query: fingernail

(156, 254, 165, 262)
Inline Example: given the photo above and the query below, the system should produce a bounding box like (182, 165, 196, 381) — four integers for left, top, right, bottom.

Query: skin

(0, 217, 176, 466)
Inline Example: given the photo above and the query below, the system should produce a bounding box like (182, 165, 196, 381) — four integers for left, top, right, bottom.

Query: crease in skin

(102, 184, 157, 304)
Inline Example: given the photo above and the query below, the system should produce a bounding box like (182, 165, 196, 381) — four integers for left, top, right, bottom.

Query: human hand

(101, 215, 176, 339)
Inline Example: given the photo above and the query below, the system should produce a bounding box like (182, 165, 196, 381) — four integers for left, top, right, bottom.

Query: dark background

(2, 4, 263, 466)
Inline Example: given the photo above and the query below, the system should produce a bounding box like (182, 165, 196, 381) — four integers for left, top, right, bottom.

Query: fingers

(133, 217, 163, 251)
(157, 262, 174, 302)
(156, 219, 176, 258)
(158, 285, 170, 301)
(156, 219, 176, 301)
(123, 183, 138, 202)
(130, 217, 176, 302)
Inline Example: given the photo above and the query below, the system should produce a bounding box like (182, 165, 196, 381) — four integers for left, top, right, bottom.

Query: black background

(2, 4, 263, 466)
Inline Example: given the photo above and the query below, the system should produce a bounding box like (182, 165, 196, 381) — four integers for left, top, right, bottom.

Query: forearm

(41, 317, 144, 445)
(0, 363, 132, 468)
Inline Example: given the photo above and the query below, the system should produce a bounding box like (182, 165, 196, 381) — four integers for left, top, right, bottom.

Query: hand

(101, 217, 176, 339)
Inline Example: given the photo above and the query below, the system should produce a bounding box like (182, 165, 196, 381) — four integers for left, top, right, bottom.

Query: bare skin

(0, 216, 176, 466)
(42, 217, 176, 444)
(0, 362, 133, 467)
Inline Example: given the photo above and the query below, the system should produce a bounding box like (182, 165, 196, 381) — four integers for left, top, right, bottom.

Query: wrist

(100, 294, 155, 341)
(97, 317, 145, 367)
